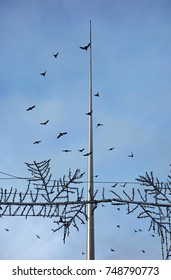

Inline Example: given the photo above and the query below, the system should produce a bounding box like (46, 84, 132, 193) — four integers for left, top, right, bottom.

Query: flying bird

(33, 140, 41, 144)
(116, 225, 120, 228)
(82, 251, 86, 255)
(85, 110, 92, 116)
(108, 147, 115, 151)
(94, 92, 99, 97)
(128, 152, 134, 157)
(78, 148, 85, 152)
(36, 234, 40, 239)
(5, 228, 9, 232)
(142, 250, 145, 253)
(40, 120, 49, 125)
(80, 42, 90, 51)
(110, 248, 115, 252)
(40, 71, 47, 77)
(26, 105, 35, 111)
(83, 152, 92, 157)
(62, 149, 71, 153)
(96, 123, 103, 128)
(57, 132, 68, 139)
(53, 52, 59, 58)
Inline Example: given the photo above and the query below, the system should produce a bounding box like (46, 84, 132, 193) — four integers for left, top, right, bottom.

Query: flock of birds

(25, 42, 134, 159)
(2, 224, 156, 257)
(26, 111, 134, 154)
(2, 42, 138, 259)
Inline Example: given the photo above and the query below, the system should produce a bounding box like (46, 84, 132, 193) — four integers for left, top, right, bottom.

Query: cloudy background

(0, 0, 171, 260)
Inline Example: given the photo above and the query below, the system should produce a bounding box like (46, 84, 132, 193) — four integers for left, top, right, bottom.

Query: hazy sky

(0, 0, 171, 260)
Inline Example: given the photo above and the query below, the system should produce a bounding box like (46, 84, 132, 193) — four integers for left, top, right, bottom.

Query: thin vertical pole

(86, 20, 95, 260)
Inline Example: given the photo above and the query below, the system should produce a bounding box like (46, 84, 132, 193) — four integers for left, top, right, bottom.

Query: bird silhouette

(83, 152, 92, 157)
(116, 225, 120, 228)
(33, 140, 41, 144)
(40, 120, 49, 125)
(85, 110, 92, 116)
(94, 92, 99, 97)
(142, 250, 145, 253)
(62, 149, 71, 153)
(40, 71, 47, 77)
(110, 248, 115, 252)
(108, 147, 115, 151)
(78, 148, 85, 152)
(5, 228, 9, 232)
(128, 152, 134, 157)
(80, 42, 90, 51)
(53, 52, 59, 58)
(26, 105, 35, 111)
(82, 251, 86, 255)
(96, 123, 103, 128)
(57, 132, 68, 139)
(36, 234, 40, 239)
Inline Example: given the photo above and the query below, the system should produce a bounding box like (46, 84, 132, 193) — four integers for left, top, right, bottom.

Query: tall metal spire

(86, 20, 95, 260)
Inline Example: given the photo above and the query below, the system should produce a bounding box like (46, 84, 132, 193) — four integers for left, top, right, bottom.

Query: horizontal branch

(1, 197, 171, 208)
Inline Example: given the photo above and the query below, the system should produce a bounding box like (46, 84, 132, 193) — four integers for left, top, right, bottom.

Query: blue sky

(0, 0, 171, 260)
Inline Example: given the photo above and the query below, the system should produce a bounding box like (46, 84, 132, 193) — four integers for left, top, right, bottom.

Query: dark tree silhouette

(1, 160, 171, 258)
